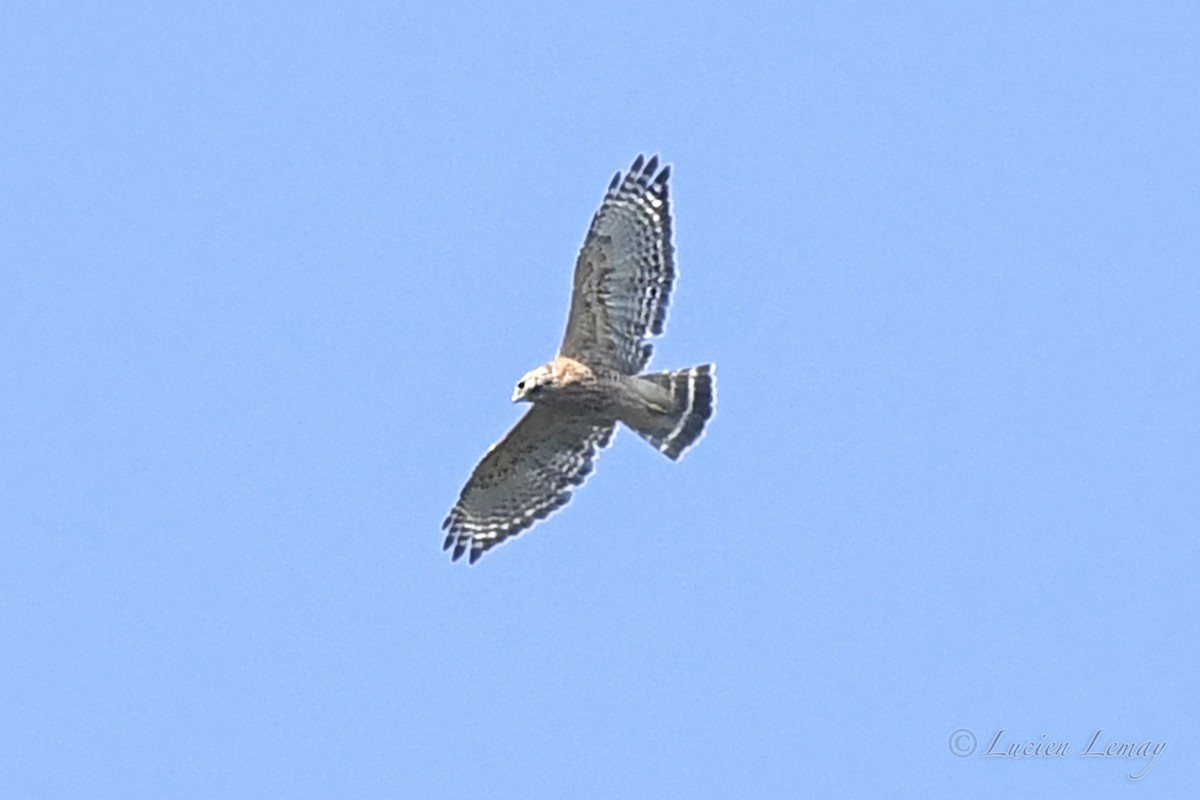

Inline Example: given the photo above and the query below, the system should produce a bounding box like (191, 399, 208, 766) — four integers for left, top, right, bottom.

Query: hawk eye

(518, 381, 526, 390)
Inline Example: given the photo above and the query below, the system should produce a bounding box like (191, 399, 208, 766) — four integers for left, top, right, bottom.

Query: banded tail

(631, 364, 716, 460)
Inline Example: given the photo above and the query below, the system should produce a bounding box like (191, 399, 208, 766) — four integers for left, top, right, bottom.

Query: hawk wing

(559, 155, 675, 375)
(442, 405, 616, 564)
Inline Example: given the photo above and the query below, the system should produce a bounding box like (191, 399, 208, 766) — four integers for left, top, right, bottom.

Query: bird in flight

(443, 155, 715, 564)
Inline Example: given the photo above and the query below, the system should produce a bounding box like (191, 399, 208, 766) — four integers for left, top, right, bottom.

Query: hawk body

(443, 155, 715, 564)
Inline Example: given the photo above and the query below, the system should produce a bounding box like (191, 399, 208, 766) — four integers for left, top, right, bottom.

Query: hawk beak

(511, 386, 523, 403)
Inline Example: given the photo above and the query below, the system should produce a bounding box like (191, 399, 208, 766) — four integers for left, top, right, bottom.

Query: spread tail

(631, 364, 715, 460)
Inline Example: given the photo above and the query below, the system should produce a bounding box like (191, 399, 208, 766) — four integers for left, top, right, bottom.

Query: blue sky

(2, 2, 1197, 797)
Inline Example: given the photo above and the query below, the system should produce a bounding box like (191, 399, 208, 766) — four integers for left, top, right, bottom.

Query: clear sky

(2, 2, 1197, 797)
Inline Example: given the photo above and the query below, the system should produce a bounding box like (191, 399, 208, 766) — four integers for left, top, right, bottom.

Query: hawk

(442, 155, 716, 564)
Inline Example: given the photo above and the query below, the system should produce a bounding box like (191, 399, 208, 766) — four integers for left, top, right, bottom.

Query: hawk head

(513, 365, 553, 403)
